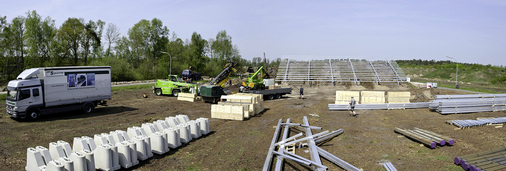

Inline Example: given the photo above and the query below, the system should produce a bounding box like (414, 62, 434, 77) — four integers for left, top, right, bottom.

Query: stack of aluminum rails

(447, 117, 506, 128)
(429, 94, 506, 112)
(382, 162, 397, 171)
(436, 98, 506, 114)
(328, 102, 430, 110)
(394, 127, 455, 149)
(263, 117, 359, 171)
(454, 146, 506, 171)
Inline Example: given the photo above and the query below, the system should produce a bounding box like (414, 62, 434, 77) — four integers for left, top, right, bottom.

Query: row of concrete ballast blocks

(25, 114, 210, 171)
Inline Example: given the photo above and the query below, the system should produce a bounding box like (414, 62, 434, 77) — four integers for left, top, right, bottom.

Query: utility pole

(446, 56, 459, 89)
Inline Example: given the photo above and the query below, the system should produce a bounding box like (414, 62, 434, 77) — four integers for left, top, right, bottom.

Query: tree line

(0, 10, 281, 84)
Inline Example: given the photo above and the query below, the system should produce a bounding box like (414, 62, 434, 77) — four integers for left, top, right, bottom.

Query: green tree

(105, 23, 120, 57)
(188, 32, 207, 72)
(25, 10, 56, 67)
(57, 18, 85, 65)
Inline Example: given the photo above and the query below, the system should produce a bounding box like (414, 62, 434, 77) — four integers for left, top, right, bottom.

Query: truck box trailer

(243, 87, 292, 100)
(5, 66, 111, 119)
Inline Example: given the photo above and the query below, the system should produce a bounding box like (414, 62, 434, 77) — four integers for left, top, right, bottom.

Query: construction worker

(350, 97, 358, 117)
(299, 85, 304, 99)
(239, 85, 244, 93)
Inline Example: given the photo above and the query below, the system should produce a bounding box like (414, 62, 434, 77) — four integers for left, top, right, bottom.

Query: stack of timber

(429, 94, 506, 114)
(454, 147, 506, 171)
(177, 93, 197, 102)
(447, 117, 506, 128)
(394, 127, 455, 149)
(361, 91, 385, 104)
(211, 94, 265, 120)
(387, 91, 411, 103)
(335, 91, 360, 104)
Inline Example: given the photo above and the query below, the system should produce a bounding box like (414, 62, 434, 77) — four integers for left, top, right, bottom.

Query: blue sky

(1, 0, 506, 66)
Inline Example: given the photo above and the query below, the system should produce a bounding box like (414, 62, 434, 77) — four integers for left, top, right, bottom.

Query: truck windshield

(6, 87, 17, 101)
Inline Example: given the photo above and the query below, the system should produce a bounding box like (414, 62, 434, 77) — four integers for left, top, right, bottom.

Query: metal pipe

(315, 129, 344, 143)
(454, 147, 506, 165)
(316, 146, 361, 171)
(413, 128, 455, 145)
(299, 125, 323, 130)
(394, 128, 437, 149)
(407, 130, 445, 146)
(281, 150, 328, 170)
(262, 119, 283, 171)
(274, 133, 304, 146)
(275, 118, 291, 171)
(272, 151, 311, 167)
(278, 130, 329, 146)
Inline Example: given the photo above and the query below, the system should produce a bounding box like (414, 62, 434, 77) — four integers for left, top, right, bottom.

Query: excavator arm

(210, 62, 236, 88)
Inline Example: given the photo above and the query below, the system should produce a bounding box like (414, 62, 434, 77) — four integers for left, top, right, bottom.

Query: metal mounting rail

(275, 118, 291, 171)
(303, 116, 325, 171)
(283, 60, 290, 81)
(263, 119, 283, 171)
(348, 59, 358, 85)
(329, 59, 335, 85)
(386, 60, 401, 85)
(308, 61, 311, 83)
(369, 61, 380, 85)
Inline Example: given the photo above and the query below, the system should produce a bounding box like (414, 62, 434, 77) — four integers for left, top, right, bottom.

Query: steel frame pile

(429, 94, 506, 114)
(394, 127, 455, 149)
(382, 162, 398, 171)
(263, 117, 360, 171)
(276, 59, 407, 85)
(328, 102, 430, 110)
(454, 146, 506, 171)
(446, 117, 506, 128)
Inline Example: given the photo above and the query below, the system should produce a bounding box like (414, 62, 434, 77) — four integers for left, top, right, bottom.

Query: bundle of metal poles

(328, 102, 430, 110)
(263, 117, 360, 171)
(454, 146, 506, 171)
(429, 94, 506, 114)
(447, 117, 506, 128)
(394, 127, 454, 149)
(382, 162, 397, 171)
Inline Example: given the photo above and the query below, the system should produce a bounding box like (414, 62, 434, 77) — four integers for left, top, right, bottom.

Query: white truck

(5, 66, 111, 119)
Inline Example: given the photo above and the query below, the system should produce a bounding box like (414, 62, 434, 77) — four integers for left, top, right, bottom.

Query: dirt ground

(1, 84, 505, 171)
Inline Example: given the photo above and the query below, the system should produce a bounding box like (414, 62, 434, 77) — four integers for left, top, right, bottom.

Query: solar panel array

(275, 59, 408, 85)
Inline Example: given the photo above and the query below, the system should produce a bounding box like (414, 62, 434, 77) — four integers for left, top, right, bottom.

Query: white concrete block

(141, 123, 169, 155)
(188, 120, 201, 139)
(26, 147, 47, 171)
(196, 118, 210, 135)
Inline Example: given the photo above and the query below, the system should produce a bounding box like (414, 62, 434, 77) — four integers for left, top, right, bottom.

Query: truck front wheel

(83, 103, 95, 114)
(155, 89, 163, 96)
(173, 90, 180, 97)
(28, 109, 40, 120)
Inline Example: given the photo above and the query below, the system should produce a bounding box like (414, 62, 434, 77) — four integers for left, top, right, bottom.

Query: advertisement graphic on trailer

(67, 73, 96, 88)
(77, 74, 87, 87)
(67, 74, 76, 87)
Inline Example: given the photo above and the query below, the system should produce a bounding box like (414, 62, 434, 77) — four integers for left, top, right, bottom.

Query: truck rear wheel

(267, 95, 274, 100)
(173, 90, 180, 97)
(28, 109, 40, 120)
(83, 103, 95, 114)
(276, 94, 282, 99)
(155, 89, 162, 96)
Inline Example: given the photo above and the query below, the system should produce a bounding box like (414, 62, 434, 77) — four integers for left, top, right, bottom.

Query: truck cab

(154, 75, 197, 96)
(6, 78, 43, 119)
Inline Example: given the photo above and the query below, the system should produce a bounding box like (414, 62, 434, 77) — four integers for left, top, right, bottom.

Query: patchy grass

(111, 84, 153, 92)
(0, 94, 5, 101)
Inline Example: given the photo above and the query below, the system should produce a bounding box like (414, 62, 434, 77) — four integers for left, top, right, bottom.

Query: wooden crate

(218, 102, 251, 118)
(211, 104, 245, 120)
(177, 93, 197, 102)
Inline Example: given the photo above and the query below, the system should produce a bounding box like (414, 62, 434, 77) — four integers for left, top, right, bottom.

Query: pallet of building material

(218, 102, 251, 118)
(230, 93, 264, 115)
(361, 91, 385, 104)
(177, 93, 197, 102)
(335, 91, 360, 104)
(211, 104, 245, 121)
(454, 146, 506, 171)
(387, 91, 410, 104)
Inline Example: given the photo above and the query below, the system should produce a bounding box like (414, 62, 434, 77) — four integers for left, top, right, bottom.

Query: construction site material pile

(454, 146, 506, 171)
(263, 117, 362, 171)
(430, 94, 506, 114)
(446, 117, 506, 128)
(394, 127, 455, 149)
(275, 59, 407, 85)
(329, 102, 431, 110)
(25, 114, 210, 171)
